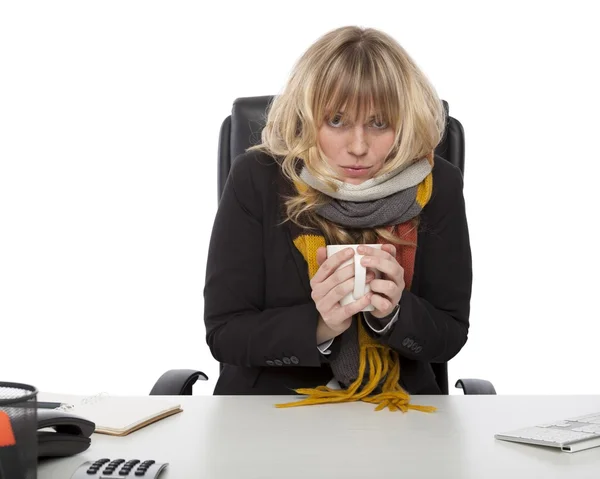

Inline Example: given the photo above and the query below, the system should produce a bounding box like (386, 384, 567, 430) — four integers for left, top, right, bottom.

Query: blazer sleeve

(203, 155, 327, 369)
(376, 163, 472, 363)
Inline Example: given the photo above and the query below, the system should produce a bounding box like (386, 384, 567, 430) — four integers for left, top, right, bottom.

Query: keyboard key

(507, 426, 596, 444)
(538, 421, 571, 428)
(572, 424, 600, 434)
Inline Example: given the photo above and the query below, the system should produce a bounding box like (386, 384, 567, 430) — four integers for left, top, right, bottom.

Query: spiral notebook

(57, 393, 183, 436)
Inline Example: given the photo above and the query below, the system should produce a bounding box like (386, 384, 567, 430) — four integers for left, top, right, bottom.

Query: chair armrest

(454, 378, 497, 395)
(150, 369, 208, 396)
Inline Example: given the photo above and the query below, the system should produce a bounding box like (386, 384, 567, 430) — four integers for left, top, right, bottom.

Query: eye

(370, 118, 388, 129)
(327, 113, 345, 128)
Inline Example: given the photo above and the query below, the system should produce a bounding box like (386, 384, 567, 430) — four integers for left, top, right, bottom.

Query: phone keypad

(71, 458, 168, 478)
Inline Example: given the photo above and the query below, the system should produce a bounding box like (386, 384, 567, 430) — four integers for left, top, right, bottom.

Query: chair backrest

(216, 95, 466, 395)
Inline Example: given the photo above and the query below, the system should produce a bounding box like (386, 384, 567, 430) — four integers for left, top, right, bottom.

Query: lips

(341, 166, 371, 178)
(341, 166, 371, 172)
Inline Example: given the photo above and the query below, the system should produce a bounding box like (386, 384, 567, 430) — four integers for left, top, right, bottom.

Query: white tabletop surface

(36, 393, 600, 479)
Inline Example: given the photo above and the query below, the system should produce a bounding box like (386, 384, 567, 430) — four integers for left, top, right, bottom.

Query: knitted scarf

(276, 152, 437, 413)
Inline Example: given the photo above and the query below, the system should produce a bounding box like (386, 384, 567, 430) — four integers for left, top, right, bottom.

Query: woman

(203, 26, 472, 412)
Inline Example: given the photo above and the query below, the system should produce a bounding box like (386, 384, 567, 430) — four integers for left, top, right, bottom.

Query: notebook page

(67, 395, 182, 434)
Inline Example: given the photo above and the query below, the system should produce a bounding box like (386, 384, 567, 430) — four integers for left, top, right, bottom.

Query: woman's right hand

(311, 246, 374, 343)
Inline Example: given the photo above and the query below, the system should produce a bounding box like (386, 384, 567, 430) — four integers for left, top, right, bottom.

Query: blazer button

(290, 356, 299, 365)
(282, 357, 291, 365)
(274, 359, 283, 366)
(266, 360, 275, 366)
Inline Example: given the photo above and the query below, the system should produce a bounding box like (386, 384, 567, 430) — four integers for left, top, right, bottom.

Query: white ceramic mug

(325, 244, 382, 312)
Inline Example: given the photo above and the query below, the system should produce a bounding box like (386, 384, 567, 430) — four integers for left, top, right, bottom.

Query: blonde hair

(249, 26, 446, 245)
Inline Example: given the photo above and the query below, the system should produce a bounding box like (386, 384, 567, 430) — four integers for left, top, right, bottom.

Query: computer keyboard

(495, 412, 600, 453)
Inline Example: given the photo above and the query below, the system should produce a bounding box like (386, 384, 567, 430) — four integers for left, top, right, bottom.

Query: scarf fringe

(275, 338, 436, 413)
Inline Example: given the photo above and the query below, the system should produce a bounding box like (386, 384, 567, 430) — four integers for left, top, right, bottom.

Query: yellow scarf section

(275, 167, 436, 413)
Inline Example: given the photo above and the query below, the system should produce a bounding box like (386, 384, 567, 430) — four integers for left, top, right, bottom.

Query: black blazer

(204, 150, 472, 395)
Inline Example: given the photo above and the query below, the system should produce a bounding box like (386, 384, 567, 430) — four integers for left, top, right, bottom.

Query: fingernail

(346, 248, 354, 257)
(362, 257, 371, 264)
(357, 246, 366, 253)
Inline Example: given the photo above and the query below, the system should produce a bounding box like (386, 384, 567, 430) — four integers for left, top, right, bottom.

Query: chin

(343, 177, 368, 185)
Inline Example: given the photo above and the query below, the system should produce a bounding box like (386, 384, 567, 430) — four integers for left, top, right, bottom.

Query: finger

(368, 278, 399, 301)
(317, 269, 378, 311)
(316, 247, 327, 266)
(316, 275, 356, 313)
(358, 244, 396, 260)
(313, 263, 355, 301)
(310, 247, 354, 286)
(369, 293, 395, 316)
(324, 293, 373, 327)
(381, 243, 397, 258)
(361, 255, 404, 280)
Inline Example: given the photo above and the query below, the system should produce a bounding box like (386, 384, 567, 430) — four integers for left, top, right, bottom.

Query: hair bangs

(313, 47, 402, 128)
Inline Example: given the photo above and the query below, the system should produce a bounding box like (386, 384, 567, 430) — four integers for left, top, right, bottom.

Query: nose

(347, 126, 368, 157)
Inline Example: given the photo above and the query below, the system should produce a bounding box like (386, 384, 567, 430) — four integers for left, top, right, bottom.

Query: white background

(1, 1, 599, 397)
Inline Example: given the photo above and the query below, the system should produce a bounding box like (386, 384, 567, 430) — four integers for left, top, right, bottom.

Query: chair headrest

(230, 95, 275, 163)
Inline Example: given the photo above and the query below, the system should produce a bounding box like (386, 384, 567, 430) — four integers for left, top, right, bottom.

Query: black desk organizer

(0, 381, 38, 479)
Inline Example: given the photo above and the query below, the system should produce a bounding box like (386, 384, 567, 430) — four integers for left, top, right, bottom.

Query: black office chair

(150, 96, 496, 396)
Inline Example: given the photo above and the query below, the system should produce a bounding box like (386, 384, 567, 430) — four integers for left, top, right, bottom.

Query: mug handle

(353, 253, 366, 300)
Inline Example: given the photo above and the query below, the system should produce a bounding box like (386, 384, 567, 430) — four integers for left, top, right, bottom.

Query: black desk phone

(36, 409, 168, 478)
(37, 408, 95, 458)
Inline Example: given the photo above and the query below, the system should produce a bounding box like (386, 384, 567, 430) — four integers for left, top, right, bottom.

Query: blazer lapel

(275, 170, 313, 297)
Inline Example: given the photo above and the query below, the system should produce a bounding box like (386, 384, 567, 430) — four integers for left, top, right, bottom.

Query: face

(317, 109, 395, 185)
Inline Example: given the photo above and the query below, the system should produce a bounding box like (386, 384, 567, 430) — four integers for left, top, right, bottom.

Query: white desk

(37, 393, 600, 479)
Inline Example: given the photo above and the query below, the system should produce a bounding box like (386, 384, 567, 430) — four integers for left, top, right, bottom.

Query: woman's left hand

(357, 244, 404, 319)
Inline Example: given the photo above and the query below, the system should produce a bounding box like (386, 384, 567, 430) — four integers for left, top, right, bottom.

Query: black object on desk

(37, 401, 62, 409)
(37, 408, 95, 458)
(70, 458, 169, 478)
(0, 381, 38, 479)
